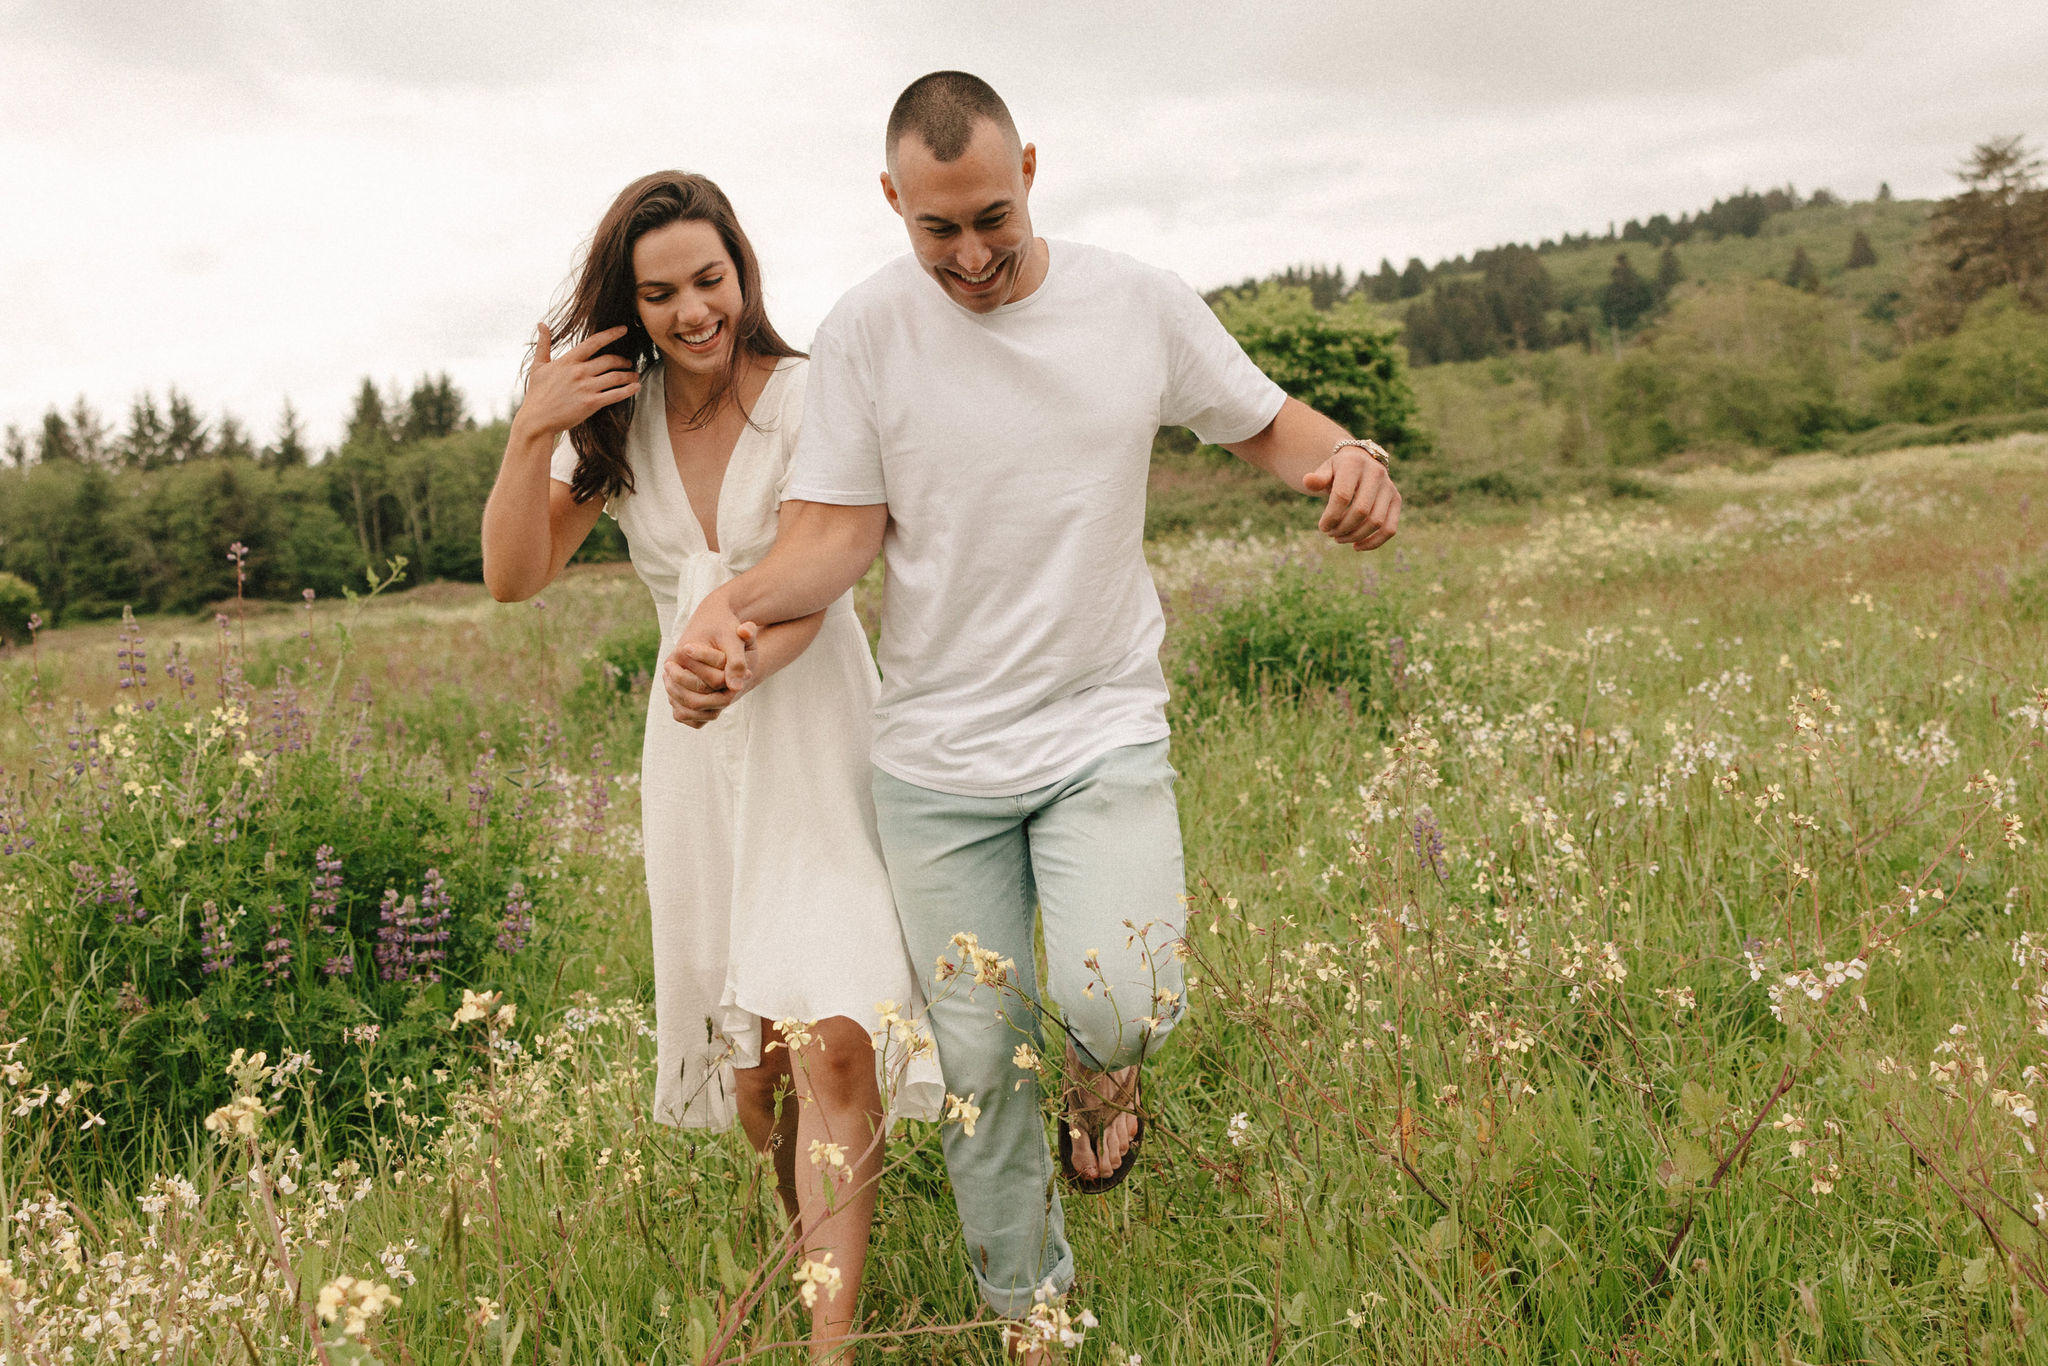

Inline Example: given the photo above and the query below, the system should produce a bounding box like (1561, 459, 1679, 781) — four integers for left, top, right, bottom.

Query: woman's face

(632, 219, 744, 381)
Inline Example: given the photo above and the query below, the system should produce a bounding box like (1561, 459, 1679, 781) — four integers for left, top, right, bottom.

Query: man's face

(882, 119, 1037, 314)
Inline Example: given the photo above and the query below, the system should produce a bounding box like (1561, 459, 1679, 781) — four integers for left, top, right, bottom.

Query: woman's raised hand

(512, 323, 642, 441)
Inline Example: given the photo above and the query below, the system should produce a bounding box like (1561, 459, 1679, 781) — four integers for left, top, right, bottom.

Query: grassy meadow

(2, 436, 2047, 1363)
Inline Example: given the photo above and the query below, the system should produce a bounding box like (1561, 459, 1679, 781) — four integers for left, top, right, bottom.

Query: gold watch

(1333, 437, 1391, 468)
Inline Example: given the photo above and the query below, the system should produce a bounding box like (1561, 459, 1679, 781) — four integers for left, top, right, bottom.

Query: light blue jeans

(871, 739, 1188, 1317)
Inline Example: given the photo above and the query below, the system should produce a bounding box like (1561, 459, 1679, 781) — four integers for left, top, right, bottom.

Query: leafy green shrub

(0, 570, 40, 644)
(1209, 287, 1427, 452)
(1877, 289, 2048, 423)
(1170, 564, 1409, 725)
(0, 619, 603, 1173)
(1602, 280, 1859, 461)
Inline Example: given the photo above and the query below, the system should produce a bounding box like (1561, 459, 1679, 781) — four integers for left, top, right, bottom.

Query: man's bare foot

(1063, 1043, 1140, 1183)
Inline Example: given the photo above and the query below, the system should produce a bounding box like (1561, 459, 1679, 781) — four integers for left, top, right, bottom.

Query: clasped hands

(661, 600, 760, 728)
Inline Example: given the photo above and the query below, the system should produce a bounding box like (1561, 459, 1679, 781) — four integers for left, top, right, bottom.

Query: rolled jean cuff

(1065, 994, 1188, 1073)
(973, 1251, 1076, 1320)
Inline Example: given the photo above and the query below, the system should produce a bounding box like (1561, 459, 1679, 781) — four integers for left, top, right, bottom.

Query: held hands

(512, 323, 641, 441)
(662, 606, 761, 728)
(1302, 445, 1401, 551)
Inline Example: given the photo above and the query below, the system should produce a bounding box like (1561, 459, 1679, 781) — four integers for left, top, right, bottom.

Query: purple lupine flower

(1411, 809, 1446, 883)
(114, 608, 147, 692)
(72, 862, 145, 924)
(109, 864, 143, 924)
(162, 640, 197, 699)
(375, 888, 415, 983)
(582, 742, 612, 845)
(411, 868, 451, 983)
(261, 905, 292, 984)
(496, 881, 534, 955)
(199, 900, 235, 975)
(467, 746, 496, 832)
(0, 783, 33, 856)
(309, 845, 343, 936)
(312, 844, 355, 978)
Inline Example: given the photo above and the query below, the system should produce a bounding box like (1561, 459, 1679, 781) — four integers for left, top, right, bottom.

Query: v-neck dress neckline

(654, 361, 789, 557)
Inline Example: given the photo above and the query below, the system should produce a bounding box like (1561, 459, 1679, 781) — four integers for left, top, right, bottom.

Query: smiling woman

(474, 167, 944, 1361)
(538, 173, 803, 506)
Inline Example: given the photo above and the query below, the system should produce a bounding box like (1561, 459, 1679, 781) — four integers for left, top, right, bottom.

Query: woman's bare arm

(481, 323, 640, 600)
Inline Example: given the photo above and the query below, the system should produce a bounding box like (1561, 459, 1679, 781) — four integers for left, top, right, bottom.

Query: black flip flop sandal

(1057, 1067, 1144, 1194)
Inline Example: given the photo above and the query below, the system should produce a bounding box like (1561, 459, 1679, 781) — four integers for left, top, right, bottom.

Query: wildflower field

(2, 436, 2046, 1363)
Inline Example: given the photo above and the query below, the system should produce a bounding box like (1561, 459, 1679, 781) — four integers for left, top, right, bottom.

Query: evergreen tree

(264, 400, 311, 469)
(212, 414, 256, 462)
(1481, 245, 1554, 349)
(3, 426, 26, 468)
(1784, 246, 1822, 292)
(120, 394, 169, 469)
(1915, 134, 2048, 330)
(66, 397, 113, 465)
(1599, 253, 1659, 332)
(344, 378, 393, 448)
(36, 408, 78, 463)
(162, 390, 209, 464)
(400, 374, 469, 442)
(1877, 181, 1893, 202)
(1847, 230, 1878, 270)
(1700, 190, 1771, 240)
(1397, 257, 1428, 299)
(1656, 245, 1683, 299)
(1370, 259, 1400, 302)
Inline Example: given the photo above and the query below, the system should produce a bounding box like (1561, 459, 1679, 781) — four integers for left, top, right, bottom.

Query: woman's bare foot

(1063, 1043, 1140, 1182)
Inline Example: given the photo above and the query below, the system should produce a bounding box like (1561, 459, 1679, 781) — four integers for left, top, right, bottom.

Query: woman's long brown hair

(539, 172, 803, 504)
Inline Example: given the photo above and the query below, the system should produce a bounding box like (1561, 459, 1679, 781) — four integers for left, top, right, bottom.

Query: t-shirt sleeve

(772, 362, 808, 503)
(780, 312, 887, 506)
(1159, 275, 1287, 446)
(547, 433, 578, 485)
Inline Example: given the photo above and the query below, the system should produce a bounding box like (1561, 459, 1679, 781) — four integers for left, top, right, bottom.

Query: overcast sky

(3, 0, 2044, 451)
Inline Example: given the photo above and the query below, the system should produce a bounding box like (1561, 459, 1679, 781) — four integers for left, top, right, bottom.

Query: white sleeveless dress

(551, 358, 941, 1128)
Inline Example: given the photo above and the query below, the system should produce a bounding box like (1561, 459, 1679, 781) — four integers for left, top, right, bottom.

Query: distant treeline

(1210, 184, 1905, 366)
(1226, 139, 2048, 372)
(1217, 137, 2048, 475)
(0, 375, 623, 629)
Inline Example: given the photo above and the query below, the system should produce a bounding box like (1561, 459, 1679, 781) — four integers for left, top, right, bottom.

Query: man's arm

(662, 499, 887, 714)
(1223, 397, 1401, 551)
(663, 611, 826, 727)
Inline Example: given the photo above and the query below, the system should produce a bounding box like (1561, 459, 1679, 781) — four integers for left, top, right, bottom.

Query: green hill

(1525, 194, 1929, 329)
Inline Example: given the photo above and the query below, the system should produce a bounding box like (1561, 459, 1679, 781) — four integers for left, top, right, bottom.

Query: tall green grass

(0, 438, 2043, 1362)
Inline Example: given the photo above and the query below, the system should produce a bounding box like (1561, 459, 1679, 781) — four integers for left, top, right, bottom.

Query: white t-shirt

(784, 240, 1286, 797)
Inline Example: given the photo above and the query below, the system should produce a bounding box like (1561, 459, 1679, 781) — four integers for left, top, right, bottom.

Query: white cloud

(2, 0, 2043, 449)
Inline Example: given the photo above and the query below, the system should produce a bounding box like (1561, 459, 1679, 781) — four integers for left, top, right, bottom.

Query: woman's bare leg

(788, 1015, 887, 1362)
(733, 1020, 800, 1223)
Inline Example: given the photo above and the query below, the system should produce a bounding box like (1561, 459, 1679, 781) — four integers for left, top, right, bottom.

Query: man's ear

(880, 170, 903, 218)
(1020, 142, 1036, 192)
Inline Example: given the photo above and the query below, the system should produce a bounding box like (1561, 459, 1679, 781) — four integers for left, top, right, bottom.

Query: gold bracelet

(1333, 437, 1391, 468)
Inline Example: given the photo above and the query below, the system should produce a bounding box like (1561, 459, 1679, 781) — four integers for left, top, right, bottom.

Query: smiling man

(664, 70, 1400, 1346)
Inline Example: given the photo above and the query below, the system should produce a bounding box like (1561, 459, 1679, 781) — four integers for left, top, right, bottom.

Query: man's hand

(1302, 445, 1401, 551)
(662, 596, 760, 727)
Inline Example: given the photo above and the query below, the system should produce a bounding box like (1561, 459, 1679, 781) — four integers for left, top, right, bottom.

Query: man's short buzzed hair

(886, 71, 1018, 167)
